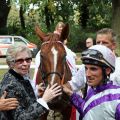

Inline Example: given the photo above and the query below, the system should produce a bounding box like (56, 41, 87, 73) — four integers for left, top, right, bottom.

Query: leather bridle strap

(60, 73, 65, 85)
(43, 72, 62, 80)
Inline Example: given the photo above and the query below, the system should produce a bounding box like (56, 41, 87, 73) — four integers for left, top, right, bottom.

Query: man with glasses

(86, 37, 94, 48)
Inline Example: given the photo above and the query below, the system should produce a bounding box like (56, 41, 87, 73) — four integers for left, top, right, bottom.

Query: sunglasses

(15, 57, 32, 64)
(81, 49, 103, 60)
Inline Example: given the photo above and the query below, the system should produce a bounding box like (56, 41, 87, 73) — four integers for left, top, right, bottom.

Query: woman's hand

(42, 83, 62, 103)
(0, 91, 19, 111)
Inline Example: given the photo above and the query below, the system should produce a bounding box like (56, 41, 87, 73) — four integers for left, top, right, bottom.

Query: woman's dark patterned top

(0, 69, 48, 120)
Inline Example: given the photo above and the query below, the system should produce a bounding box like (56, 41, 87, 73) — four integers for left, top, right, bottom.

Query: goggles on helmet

(81, 49, 114, 72)
(81, 49, 103, 60)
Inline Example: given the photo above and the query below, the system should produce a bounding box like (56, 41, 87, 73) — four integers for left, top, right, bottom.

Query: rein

(43, 72, 62, 80)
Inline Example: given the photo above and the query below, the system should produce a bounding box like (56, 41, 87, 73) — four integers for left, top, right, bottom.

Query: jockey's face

(85, 64, 103, 87)
(85, 64, 111, 87)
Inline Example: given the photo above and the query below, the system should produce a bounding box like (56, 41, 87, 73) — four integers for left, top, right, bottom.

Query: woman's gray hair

(6, 45, 32, 67)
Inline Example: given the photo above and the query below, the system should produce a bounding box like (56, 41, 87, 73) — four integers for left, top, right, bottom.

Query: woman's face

(56, 24, 64, 35)
(85, 64, 103, 87)
(13, 51, 32, 76)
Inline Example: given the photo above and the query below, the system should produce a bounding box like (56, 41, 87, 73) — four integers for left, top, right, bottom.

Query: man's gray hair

(97, 28, 117, 43)
(6, 45, 32, 67)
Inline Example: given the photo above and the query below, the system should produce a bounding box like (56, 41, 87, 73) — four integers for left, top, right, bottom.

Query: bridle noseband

(42, 71, 62, 80)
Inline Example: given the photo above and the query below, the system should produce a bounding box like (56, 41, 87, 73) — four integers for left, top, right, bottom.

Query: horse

(34, 23, 72, 120)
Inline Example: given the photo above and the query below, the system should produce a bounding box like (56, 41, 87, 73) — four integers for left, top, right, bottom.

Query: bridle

(41, 71, 63, 80)
(39, 41, 66, 85)
(40, 68, 65, 85)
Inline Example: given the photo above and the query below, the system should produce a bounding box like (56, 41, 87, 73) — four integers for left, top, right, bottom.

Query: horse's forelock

(44, 33, 60, 42)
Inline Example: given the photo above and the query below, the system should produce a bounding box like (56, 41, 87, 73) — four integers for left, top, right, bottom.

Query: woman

(63, 45, 120, 120)
(0, 45, 62, 120)
(54, 21, 65, 35)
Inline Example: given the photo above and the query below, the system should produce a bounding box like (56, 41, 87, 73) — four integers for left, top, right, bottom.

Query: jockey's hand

(62, 83, 73, 96)
(37, 83, 46, 97)
(42, 83, 62, 103)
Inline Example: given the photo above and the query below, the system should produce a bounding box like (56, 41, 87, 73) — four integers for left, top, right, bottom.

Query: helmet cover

(81, 45, 115, 72)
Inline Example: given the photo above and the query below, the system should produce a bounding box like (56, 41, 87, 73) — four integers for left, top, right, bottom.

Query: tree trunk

(80, 1, 89, 29)
(45, 6, 51, 31)
(112, 0, 120, 55)
(0, 0, 11, 33)
(19, 5, 25, 29)
(112, 0, 120, 34)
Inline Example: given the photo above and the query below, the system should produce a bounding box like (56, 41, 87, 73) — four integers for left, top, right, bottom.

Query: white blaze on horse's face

(51, 46, 58, 85)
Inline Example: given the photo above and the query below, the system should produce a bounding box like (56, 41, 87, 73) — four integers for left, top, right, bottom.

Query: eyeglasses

(81, 49, 103, 60)
(14, 57, 32, 64)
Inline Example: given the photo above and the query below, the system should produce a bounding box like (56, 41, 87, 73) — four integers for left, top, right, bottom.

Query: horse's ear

(60, 23, 69, 42)
(34, 25, 46, 42)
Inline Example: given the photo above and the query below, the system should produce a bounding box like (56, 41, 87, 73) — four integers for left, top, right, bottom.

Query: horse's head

(35, 24, 72, 110)
(40, 40, 68, 86)
(35, 24, 71, 85)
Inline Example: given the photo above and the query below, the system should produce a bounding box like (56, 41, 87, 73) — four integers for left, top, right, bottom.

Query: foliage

(0, 0, 114, 52)
(87, 0, 112, 29)
(69, 24, 96, 52)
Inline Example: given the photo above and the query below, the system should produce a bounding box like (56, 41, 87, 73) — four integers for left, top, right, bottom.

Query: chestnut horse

(34, 24, 72, 120)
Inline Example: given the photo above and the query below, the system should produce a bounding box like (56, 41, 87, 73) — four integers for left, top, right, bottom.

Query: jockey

(63, 45, 120, 120)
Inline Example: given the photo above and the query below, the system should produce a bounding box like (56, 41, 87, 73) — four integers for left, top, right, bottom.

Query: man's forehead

(97, 33, 112, 39)
(96, 34, 111, 41)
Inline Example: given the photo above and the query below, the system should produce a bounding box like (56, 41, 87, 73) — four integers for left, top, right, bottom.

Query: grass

(76, 52, 82, 65)
(0, 69, 7, 81)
